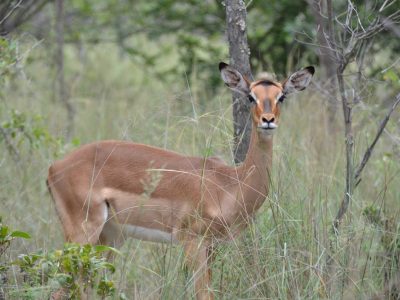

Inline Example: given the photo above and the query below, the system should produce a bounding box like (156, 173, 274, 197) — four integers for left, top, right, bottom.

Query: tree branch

(383, 16, 400, 38)
(0, 0, 22, 25)
(55, 0, 74, 140)
(354, 93, 400, 186)
(0, 126, 21, 162)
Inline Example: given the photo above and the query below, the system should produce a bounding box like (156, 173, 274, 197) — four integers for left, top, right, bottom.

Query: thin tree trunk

(310, 0, 338, 126)
(224, 0, 252, 163)
(0, 0, 50, 35)
(55, 0, 74, 140)
(333, 64, 354, 232)
(324, 1, 352, 291)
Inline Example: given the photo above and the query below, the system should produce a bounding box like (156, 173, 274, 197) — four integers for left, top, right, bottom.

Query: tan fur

(47, 64, 313, 300)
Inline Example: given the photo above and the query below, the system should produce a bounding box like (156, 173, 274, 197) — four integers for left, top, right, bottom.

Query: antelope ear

(282, 66, 315, 95)
(219, 62, 250, 95)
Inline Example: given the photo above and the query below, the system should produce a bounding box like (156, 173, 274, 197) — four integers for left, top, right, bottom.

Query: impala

(47, 62, 314, 299)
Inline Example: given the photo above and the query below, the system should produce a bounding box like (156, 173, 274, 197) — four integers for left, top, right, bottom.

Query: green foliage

(381, 218, 400, 260)
(15, 244, 118, 299)
(64, 0, 226, 90)
(247, 0, 316, 73)
(0, 1, 398, 298)
(363, 205, 382, 226)
(0, 110, 62, 156)
(64, 0, 316, 82)
(0, 216, 31, 259)
(0, 215, 30, 291)
(362, 206, 400, 284)
(383, 69, 400, 89)
(0, 37, 17, 87)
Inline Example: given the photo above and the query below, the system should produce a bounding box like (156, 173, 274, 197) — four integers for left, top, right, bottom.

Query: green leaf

(383, 69, 399, 83)
(0, 226, 9, 238)
(94, 245, 112, 252)
(71, 137, 81, 146)
(94, 245, 121, 256)
(10, 231, 31, 239)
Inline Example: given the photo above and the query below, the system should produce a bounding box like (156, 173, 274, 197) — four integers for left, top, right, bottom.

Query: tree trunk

(55, 0, 74, 140)
(0, 0, 50, 35)
(310, 0, 338, 126)
(333, 64, 354, 232)
(224, 0, 252, 163)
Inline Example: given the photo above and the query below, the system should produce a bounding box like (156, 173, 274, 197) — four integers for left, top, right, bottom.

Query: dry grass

(1, 41, 399, 299)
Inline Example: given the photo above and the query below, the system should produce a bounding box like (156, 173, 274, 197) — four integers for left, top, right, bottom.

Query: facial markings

(276, 92, 285, 103)
(249, 91, 258, 104)
(263, 97, 271, 112)
(250, 82, 283, 129)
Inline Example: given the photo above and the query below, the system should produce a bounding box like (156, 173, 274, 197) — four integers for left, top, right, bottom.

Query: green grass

(1, 40, 399, 299)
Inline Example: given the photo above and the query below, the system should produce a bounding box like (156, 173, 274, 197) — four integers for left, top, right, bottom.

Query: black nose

(262, 117, 275, 123)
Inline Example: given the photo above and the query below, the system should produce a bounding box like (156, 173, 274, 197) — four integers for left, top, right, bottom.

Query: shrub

(15, 244, 119, 299)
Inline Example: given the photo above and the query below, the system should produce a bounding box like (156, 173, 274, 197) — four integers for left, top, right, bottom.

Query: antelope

(47, 62, 314, 299)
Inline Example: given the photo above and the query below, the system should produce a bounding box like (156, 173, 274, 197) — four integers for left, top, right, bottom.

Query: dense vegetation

(1, 0, 399, 299)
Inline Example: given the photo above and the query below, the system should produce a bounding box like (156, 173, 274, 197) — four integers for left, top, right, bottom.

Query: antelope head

(219, 62, 314, 138)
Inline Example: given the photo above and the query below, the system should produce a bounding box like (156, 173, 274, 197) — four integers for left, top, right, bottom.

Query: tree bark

(0, 0, 50, 35)
(309, 0, 338, 126)
(333, 64, 354, 232)
(224, 0, 252, 163)
(55, 0, 74, 140)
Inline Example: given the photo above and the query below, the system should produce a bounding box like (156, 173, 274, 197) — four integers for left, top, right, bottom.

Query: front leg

(184, 239, 214, 300)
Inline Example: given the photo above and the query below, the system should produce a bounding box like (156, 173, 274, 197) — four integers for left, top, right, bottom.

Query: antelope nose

(262, 116, 275, 123)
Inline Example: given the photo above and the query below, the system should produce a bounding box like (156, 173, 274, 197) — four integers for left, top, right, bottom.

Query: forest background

(0, 0, 400, 299)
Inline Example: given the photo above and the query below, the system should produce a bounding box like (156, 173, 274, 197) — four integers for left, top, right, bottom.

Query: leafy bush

(0, 109, 63, 158)
(0, 216, 31, 259)
(0, 217, 31, 299)
(0, 37, 17, 86)
(15, 244, 118, 299)
(363, 205, 382, 226)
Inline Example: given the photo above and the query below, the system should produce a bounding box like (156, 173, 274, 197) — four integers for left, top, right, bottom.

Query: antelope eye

(278, 94, 286, 102)
(248, 94, 256, 103)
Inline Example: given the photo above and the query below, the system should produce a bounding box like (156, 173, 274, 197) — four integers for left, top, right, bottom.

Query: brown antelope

(47, 62, 314, 299)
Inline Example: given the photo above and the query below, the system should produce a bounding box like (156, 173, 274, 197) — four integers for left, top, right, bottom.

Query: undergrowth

(0, 40, 399, 299)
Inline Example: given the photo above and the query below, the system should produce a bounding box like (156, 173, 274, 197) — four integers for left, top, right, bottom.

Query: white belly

(100, 189, 179, 245)
(121, 224, 178, 244)
(101, 220, 178, 245)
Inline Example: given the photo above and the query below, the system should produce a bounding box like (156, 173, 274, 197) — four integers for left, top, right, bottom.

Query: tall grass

(1, 40, 399, 299)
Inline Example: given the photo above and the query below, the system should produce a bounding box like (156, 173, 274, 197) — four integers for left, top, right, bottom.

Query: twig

(324, 0, 400, 292)
(0, 0, 22, 25)
(354, 93, 400, 186)
(380, 57, 400, 74)
(382, 17, 400, 38)
(55, 0, 75, 141)
(0, 126, 21, 162)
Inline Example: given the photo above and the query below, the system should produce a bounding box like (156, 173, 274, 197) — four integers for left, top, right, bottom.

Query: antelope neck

(236, 124, 273, 215)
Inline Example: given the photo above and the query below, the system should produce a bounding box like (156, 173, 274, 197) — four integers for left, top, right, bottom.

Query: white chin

(257, 128, 275, 136)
